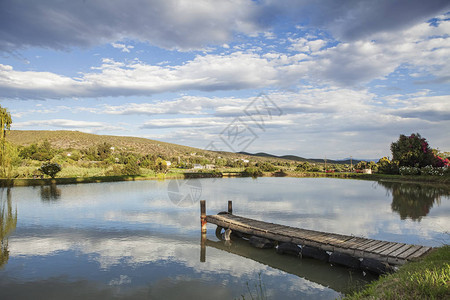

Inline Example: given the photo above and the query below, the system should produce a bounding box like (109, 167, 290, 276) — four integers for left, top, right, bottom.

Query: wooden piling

(228, 200, 233, 214)
(200, 200, 207, 233)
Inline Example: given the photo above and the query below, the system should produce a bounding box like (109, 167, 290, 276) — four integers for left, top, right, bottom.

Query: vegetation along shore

(0, 128, 449, 186)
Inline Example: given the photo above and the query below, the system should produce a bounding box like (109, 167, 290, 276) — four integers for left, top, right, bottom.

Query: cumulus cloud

(0, 0, 261, 52)
(13, 119, 124, 132)
(264, 0, 450, 41)
(1, 0, 448, 53)
(0, 52, 281, 99)
(2, 16, 449, 99)
(286, 17, 450, 86)
(111, 42, 134, 53)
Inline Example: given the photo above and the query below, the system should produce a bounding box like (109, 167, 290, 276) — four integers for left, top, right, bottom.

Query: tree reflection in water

(379, 181, 450, 221)
(40, 184, 61, 202)
(1, 188, 17, 268)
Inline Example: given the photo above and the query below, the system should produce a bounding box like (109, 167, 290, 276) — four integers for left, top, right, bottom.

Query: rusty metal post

(228, 200, 232, 214)
(200, 200, 207, 233)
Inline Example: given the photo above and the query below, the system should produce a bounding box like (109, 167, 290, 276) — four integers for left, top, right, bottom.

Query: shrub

(377, 157, 399, 174)
(38, 162, 62, 178)
(420, 165, 446, 176)
(256, 162, 277, 172)
(399, 166, 420, 176)
(243, 167, 263, 177)
(122, 156, 141, 175)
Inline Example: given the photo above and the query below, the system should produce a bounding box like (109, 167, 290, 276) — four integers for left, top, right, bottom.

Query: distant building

(362, 169, 372, 174)
(193, 164, 203, 169)
(205, 164, 215, 169)
(165, 161, 171, 167)
(241, 159, 249, 163)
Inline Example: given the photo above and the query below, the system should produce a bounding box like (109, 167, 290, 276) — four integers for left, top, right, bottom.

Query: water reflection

(204, 238, 375, 294)
(0, 188, 17, 268)
(0, 178, 449, 299)
(40, 184, 61, 202)
(378, 181, 449, 221)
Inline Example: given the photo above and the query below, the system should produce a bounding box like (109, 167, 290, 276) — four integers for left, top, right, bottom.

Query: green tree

(390, 133, 435, 168)
(97, 142, 113, 160)
(295, 162, 310, 172)
(39, 162, 62, 178)
(377, 157, 399, 174)
(256, 162, 277, 172)
(153, 157, 168, 173)
(122, 155, 141, 175)
(0, 106, 13, 178)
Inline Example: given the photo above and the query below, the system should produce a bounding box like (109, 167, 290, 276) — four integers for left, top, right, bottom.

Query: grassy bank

(0, 172, 185, 187)
(2, 169, 449, 187)
(344, 245, 450, 300)
(281, 171, 450, 184)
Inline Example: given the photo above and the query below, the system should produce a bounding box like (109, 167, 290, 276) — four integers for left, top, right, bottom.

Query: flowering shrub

(433, 155, 450, 168)
(399, 166, 420, 175)
(420, 165, 446, 176)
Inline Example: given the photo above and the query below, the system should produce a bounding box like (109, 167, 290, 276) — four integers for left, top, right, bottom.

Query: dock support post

(200, 200, 207, 233)
(228, 200, 233, 214)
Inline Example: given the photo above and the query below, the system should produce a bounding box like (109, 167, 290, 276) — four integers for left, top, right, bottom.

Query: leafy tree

(0, 106, 13, 178)
(377, 157, 399, 174)
(97, 142, 113, 160)
(243, 167, 263, 177)
(390, 133, 435, 168)
(256, 162, 277, 172)
(39, 162, 62, 178)
(295, 162, 310, 172)
(19, 144, 38, 159)
(19, 141, 54, 161)
(0, 106, 12, 141)
(153, 157, 168, 173)
(122, 156, 141, 175)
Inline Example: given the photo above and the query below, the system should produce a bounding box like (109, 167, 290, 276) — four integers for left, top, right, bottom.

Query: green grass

(344, 246, 450, 300)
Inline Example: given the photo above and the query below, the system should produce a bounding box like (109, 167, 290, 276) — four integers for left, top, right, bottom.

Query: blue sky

(1, 0, 449, 159)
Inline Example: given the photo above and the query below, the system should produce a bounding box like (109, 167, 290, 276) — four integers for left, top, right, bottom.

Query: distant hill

(7, 130, 278, 162)
(8, 130, 373, 164)
(239, 151, 366, 165)
(8, 130, 210, 158)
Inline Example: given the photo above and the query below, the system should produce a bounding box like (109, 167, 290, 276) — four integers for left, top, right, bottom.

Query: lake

(1, 177, 449, 299)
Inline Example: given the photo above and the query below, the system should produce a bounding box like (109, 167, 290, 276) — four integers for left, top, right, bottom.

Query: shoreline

(1, 171, 449, 187)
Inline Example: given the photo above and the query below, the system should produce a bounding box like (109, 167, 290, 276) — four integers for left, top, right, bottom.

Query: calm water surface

(1, 177, 449, 299)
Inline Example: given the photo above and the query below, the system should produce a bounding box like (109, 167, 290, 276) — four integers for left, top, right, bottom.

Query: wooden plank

(407, 246, 432, 260)
(365, 241, 390, 253)
(388, 244, 413, 258)
(397, 245, 423, 259)
(371, 242, 400, 254)
(378, 243, 407, 256)
(323, 235, 354, 245)
(339, 237, 369, 249)
(357, 240, 384, 251)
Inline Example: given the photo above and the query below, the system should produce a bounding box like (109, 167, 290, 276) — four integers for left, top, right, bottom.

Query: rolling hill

(8, 130, 367, 164)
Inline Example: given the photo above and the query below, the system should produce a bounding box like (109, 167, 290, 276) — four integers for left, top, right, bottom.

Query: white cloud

(13, 119, 124, 132)
(111, 42, 134, 53)
(2, 17, 449, 100)
(0, 52, 281, 99)
(0, 0, 263, 52)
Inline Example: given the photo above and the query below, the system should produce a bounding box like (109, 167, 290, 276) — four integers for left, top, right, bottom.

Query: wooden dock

(201, 201, 432, 266)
